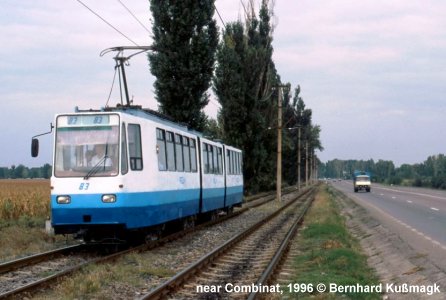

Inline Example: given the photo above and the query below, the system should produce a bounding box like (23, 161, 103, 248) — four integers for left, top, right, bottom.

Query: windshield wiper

(84, 155, 108, 180)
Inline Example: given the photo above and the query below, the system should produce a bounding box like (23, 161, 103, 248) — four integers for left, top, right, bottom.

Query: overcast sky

(2, 0, 446, 168)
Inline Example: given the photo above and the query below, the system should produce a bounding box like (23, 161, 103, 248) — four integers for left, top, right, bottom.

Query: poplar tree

(213, 22, 247, 147)
(214, 1, 279, 192)
(148, 0, 218, 131)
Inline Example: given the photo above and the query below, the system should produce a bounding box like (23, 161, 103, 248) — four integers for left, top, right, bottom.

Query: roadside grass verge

(287, 185, 381, 299)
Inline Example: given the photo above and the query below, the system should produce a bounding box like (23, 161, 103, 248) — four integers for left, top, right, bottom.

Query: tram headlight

(56, 195, 71, 204)
(102, 194, 116, 203)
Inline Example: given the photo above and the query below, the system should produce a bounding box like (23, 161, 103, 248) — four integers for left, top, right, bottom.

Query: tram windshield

(54, 114, 119, 177)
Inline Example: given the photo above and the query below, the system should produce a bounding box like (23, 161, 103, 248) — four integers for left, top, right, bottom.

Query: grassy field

(0, 179, 50, 220)
(287, 185, 381, 299)
(0, 179, 75, 262)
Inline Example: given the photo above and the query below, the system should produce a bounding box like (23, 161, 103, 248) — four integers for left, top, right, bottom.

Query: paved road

(330, 180, 446, 271)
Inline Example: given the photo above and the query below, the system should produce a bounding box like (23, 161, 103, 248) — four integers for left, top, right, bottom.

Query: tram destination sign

(57, 114, 119, 127)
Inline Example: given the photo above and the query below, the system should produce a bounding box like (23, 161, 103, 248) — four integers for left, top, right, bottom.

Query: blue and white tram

(49, 107, 243, 241)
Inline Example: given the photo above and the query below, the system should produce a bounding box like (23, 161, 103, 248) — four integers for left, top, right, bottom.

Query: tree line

(320, 154, 446, 189)
(10, 2, 322, 191)
(148, 0, 322, 193)
(0, 164, 52, 179)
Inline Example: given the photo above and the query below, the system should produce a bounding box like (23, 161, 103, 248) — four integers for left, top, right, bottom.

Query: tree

(281, 86, 323, 185)
(42, 163, 52, 179)
(203, 118, 222, 140)
(13, 165, 27, 179)
(0, 167, 9, 179)
(213, 21, 247, 148)
(213, 0, 279, 193)
(375, 159, 395, 182)
(396, 164, 413, 178)
(148, 0, 218, 131)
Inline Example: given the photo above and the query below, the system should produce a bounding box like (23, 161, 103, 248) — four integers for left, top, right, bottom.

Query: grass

(0, 179, 75, 262)
(0, 179, 50, 220)
(286, 185, 381, 299)
(36, 252, 176, 300)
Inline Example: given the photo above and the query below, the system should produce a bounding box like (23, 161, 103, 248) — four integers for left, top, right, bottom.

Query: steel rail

(0, 186, 304, 299)
(0, 243, 144, 299)
(247, 192, 314, 300)
(0, 244, 84, 274)
(140, 185, 306, 252)
(139, 187, 314, 300)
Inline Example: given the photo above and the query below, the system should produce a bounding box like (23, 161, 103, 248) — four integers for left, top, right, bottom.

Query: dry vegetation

(0, 179, 50, 220)
(0, 179, 72, 262)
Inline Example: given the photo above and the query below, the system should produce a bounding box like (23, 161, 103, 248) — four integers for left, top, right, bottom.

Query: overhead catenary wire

(74, 0, 233, 112)
(214, 4, 226, 28)
(75, 0, 140, 46)
(116, 0, 152, 35)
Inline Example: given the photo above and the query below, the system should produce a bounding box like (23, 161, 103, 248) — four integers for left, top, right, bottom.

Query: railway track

(0, 243, 136, 299)
(0, 244, 89, 299)
(141, 187, 315, 299)
(0, 186, 302, 299)
(0, 244, 84, 275)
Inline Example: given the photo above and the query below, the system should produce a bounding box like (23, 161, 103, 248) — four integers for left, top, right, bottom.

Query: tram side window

(226, 150, 242, 175)
(203, 143, 209, 173)
(212, 146, 218, 174)
(231, 151, 235, 174)
(156, 128, 167, 171)
(166, 131, 176, 171)
(121, 123, 128, 175)
(175, 134, 184, 171)
(233, 151, 237, 174)
(190, 139, 197, 172)
(217, 147, 223, 174)
(226, 150, 231, 174)
(208, 145, 214, 173)
(183, 137, 191, 172)
(232, 151, 236, 175)
(128, 124, 143, 170)
(235, 152, 239, 174)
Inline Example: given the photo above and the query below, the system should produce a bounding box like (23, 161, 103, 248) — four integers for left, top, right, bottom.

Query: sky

(1, 0, 446, 168)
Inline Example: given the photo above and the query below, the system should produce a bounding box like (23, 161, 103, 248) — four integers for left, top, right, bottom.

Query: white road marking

(374, 186, 446, 200)
(345, 189, 446, 252)
(431, 207, 440, 211)
(406, 200, 412, 203)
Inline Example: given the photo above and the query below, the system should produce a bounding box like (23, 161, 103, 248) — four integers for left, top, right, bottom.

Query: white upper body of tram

(50, 107, 243, 237)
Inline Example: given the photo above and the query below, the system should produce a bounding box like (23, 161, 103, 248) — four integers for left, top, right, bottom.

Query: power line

(214, 4, 226, 28)
(116, 0, 152, 35)
(75, 0, 139, 46)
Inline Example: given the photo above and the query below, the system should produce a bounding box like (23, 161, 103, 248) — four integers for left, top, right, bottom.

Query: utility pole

(276, 86, 283, 202)
(305, 141, 309, 187)
(313, 154, 318, 183)
(297, 126, 301, 191)
(276, 85, 288, 202)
